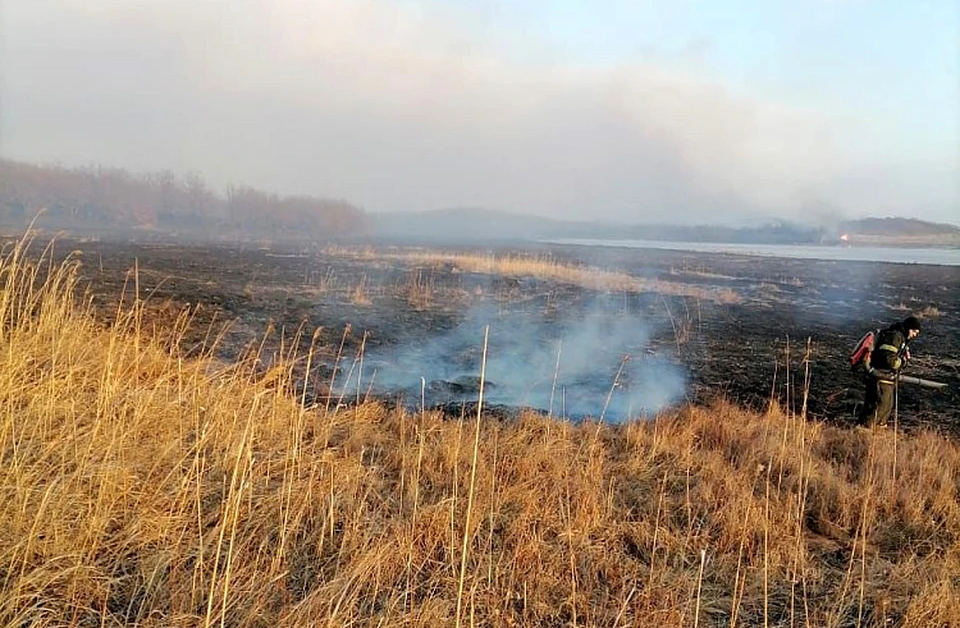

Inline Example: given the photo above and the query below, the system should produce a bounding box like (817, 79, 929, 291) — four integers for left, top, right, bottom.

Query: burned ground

(54, 236, 960, 434)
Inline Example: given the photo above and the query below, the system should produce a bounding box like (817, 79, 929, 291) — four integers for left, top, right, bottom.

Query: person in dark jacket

(858, 316, 922, 427)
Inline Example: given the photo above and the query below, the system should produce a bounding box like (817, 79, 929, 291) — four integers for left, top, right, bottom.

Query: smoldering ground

(355, 299, 687, 421)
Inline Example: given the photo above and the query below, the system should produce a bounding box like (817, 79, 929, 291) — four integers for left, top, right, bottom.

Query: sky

(0, 0, 957, 225)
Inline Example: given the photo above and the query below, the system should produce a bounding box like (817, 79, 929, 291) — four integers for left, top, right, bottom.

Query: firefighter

(858, 315, 922, 427)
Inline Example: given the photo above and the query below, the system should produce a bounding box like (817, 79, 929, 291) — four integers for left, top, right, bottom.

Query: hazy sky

(1, 0, 957, 224)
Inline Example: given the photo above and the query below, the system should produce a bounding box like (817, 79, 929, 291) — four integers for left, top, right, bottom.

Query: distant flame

(840, 233, 850, 242)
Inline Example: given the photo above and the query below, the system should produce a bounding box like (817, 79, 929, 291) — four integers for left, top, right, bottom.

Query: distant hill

(368, 208, 830, 245)
(0, 159, 368, 241)
(5, 160, 953, 248)
(366, 207, 591, 243)
(840, 217, 960, 237)
(367, 207, 960, 247)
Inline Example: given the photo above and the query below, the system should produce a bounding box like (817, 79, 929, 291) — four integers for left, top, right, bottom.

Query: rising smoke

(358, 299, 687, 421)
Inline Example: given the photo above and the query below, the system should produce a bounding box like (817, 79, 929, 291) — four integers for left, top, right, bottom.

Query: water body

(547, 239, 960, 267)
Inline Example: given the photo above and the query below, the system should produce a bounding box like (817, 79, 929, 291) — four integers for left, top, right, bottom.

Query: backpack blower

(848, 330, 947, 390)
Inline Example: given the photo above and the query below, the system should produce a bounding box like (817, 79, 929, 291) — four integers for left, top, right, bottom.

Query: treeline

(0, 159, 368, 240)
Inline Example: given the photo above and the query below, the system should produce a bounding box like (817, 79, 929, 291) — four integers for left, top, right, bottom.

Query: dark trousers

(859, 375, 896, 427)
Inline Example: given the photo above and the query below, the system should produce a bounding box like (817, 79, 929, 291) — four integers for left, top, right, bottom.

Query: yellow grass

(325, 246, 742, 304)
(2, 237, 959, 627)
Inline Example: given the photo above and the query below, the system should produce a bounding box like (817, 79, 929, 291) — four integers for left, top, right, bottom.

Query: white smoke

(3, 0, 954, 223)
(362, 300, 686, 421)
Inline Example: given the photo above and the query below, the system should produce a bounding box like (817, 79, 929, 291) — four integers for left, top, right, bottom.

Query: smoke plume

(359, 301, 686, 421)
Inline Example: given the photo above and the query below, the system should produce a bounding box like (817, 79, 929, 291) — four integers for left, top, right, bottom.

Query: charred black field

(63, 236, 960, 433)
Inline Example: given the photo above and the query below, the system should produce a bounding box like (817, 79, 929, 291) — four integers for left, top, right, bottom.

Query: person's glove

(890, 355, 903, 371)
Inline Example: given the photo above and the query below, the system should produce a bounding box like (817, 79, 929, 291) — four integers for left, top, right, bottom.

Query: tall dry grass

(1, 237, 959, 627)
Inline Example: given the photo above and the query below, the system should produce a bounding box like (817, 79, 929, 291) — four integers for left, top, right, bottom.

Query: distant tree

(0, 159, 366, 240)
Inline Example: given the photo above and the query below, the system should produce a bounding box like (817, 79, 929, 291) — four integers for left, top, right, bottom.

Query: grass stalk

(455, 325, 489, 628)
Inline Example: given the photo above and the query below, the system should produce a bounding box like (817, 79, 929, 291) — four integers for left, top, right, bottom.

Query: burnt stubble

(67, 237, 959, 432)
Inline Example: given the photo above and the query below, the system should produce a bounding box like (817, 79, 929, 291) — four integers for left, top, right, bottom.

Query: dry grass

(891, 303, 943, 320)
(349, 274, 373, 306)
(402, 269, 436, 311)
(325, 246, 742, 304)
(2, 237, 959, 627)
